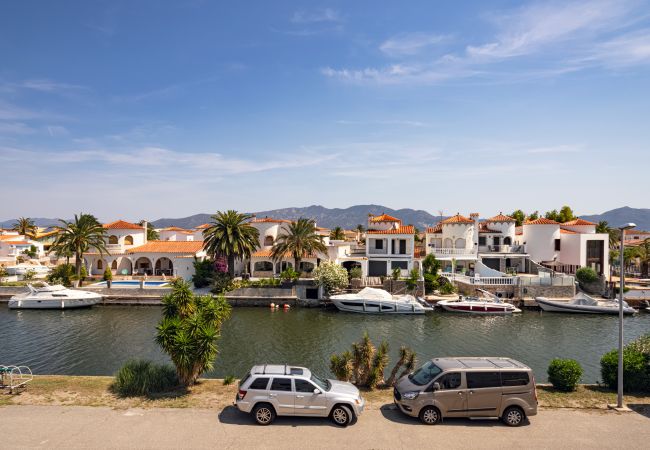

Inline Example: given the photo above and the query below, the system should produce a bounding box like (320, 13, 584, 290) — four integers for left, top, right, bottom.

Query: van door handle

(469, 390, 474, 394)
(296, 395, 304, 398)
(269, 393, 277, 397)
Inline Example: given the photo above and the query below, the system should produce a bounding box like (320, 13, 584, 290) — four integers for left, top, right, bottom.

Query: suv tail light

(237, 389, 247, 400)
(532, 375, 538, 403)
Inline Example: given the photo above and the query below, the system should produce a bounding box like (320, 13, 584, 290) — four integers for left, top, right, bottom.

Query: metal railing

(478, 245, 526, 254)
(428, 247, 478, 257)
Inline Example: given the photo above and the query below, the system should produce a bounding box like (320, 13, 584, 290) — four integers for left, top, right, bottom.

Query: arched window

(504, 237, 512, 245)
(254, 261, 273, 272)
(124, 235, 134, 245)
(111, 260, 117, 270)
(444, 238, 453, 248)
(108, 235, 118, 245)
(299, 262, 315, 273)
(264, 236, 274, 246)
(97, 260, 103, 270)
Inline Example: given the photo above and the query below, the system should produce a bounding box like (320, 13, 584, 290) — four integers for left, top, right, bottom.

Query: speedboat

(437, 289, 521, 315)
(329, 287, 433, 314)
(535, 293, 636, 315)
(8, 283, 102, 309)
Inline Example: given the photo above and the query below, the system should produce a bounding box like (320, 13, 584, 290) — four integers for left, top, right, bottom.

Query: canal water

(1, 306, 649, 382)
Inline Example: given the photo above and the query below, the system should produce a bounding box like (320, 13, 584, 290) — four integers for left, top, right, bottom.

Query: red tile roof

(368, 213, 401, 223)
(251, 249, 317, 258)
(251, 217, 292, 224)
(161, 226, 190, 232)
(562, 218, 596, 226)
(126, 241, 204, 254)
(524, 217, 559, 225)
(7, 240, 31, 245)
(367, 225, 415, 235)
(485, 213, 516, 223)
(479, 223, 501, 233)
(103, 220, 143, 230)
(426, 224, 442, 233)
(194, 223, 211, 229)
(441, 213, 474, 224)
(560, 228, 578, 234)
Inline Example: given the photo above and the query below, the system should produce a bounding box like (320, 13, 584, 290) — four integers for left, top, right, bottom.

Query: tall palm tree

(271, 217, 327, 274)
(12, 217, 37, 239)
(202, 210, 259, 277)
(596, 221, 618, 248)
(636, 239, 650, 278)
(50, 214, 108, 281)
(330, 226, 345, 240)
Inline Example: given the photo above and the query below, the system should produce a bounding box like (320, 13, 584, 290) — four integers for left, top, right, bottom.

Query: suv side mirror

(313, 388, 322, 395)
(432, 382, 441, 391)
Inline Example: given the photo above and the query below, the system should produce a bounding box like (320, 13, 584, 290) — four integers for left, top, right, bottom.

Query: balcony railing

(429, 246, 478, 257)
(478, 245, 526, 254)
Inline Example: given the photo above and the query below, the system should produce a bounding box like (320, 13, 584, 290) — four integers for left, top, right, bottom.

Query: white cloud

(291, 8, 342, 24)
(380, 33, 450, 57)
(583, 29, 650, 67)
(18, 79, 88, 93)
(0, 122, 36, 134)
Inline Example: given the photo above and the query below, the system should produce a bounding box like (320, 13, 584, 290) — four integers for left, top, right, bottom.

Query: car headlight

(402, 391, 420, 400)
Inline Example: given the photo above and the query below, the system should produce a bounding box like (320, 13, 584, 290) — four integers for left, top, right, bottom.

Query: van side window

(270, 378, 293, 392)
(437, 372, 461, 390)
(501, 372, 530, 386)
(466, 372, 501, 389)
(249, 377, 270, 390)
(294, 379, 316, 393)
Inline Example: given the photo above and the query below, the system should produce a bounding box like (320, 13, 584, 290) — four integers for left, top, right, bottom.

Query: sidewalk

(1, 405, 649, 449)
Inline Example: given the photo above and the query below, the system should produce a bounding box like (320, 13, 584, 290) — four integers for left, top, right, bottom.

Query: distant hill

(152, 205, 443, 230)
(581, 206, 650, 231)
(0, 217, 63, 229)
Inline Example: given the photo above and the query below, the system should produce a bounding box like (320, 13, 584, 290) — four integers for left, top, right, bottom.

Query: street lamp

(616, 223, 636, 409)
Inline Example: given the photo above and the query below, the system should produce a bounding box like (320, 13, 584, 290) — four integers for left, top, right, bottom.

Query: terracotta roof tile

(103, 220, 144, 230)
(251, 249, 316, 258)
(562, 218, 596, 226)
(485, 213, 516, 223)
(251, 217, 292, 224)
(524, 217, 559, 225)
(161, 226, 190, 232)
(560, 228, 578, 234)
(441, 213, 474, 224)
(126, 240, 203, 254)
(194, 223, 211, 229)
(367, 225, 415, 235)
(479, 223, 501, 233)
(368, 213, 401, 223)
(426, 224, 442, 233)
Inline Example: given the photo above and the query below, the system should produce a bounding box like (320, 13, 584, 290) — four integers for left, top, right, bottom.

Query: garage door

(368, 261, 387, 277)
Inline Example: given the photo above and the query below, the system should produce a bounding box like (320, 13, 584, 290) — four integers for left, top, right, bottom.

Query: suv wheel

(419, 406, 441, 425)
(253, 403, 276, 426)
(502, 406, 525, 427)
(330, 405, 352, 427)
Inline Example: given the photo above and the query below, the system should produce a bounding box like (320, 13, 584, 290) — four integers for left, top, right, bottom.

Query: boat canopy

(355, 287, 394, 301)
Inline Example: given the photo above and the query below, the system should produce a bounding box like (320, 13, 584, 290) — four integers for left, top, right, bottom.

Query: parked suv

(394, 357, 537, 426)
(235, 364, 365, 426)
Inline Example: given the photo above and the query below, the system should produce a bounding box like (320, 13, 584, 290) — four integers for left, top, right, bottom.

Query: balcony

(478, 244, 526, 254)
(105, 244, 124, 252)
(428, 246, 478, 259)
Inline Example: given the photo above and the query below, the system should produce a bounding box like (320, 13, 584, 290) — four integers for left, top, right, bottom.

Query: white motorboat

(8, 283, 102, 309)
(4, 264, 50, 277)
(535, 293, 636, 315)
(437, 289, 522, 315)
(329, 287, 433, 314)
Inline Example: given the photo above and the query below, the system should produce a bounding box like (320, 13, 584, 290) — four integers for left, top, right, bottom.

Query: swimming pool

(91, 280, 170, 288)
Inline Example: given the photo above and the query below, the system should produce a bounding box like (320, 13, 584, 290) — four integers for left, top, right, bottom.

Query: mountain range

(2, 206, 650, 231)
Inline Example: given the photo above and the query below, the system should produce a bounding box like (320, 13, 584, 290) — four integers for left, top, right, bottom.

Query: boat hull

(8, 296, 102, 309)
(437, 301, 520, 315)
(536, 297, 636, 315)
(330, 299, 430, 314)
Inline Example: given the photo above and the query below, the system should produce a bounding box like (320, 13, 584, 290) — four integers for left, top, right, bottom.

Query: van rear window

(501, 372, 530, 386)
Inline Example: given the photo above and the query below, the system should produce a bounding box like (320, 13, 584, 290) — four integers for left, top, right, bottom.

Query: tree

(330, 226, 345, 240)
(558, 206, 576, 223)
(202, 210, 259, 277)
(596, 221, 618, 248)
(271, 218, 327, 273)
(312, 261, 348, 294)
(386, 346, 417, 387)
(355, 224, 365, 242)
(527, 211, 539, 221)
(510, 210, 526, 227)
(50, 214, 108, 281)
(406, 268, 420, 293)
(422, 254, 441, 276)
(140, 220, 159, 240)
(155, 279, 232, 386)
(12, 217, 37, 239)
(636, 239, 650, 278)
(545, 209, 559, 222)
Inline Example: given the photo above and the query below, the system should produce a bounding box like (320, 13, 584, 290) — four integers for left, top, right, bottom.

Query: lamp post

(616, 223, 636, 409)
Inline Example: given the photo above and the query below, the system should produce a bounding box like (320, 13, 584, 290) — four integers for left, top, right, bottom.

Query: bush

(406, 268, 419, 293)
(438, 279, 456, 295)
(211, 271, 234, 294)
(576, 266, 598, 284)
(223, 375, 236, 386)
(280, 267, 300, 282)
(600, 340, 650, 392)
(547, 358, 583, 392)
(192, 258, 215, 288)
(312, 261, 348, 294)
(22, 269, 36, 281)
(47, 264, 76, 286)
(113, 359, 178, 397)
(349, 266, 362, 279)
(103, 268, 112, 281)
(391, 267, 401, 281)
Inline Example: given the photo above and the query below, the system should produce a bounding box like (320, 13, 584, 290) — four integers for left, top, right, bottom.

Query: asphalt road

(1, 405, 649, 449)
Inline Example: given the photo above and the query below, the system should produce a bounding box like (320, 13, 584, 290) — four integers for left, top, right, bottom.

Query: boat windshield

(310, 373, 331, 392)
(408, 361, 442, 386)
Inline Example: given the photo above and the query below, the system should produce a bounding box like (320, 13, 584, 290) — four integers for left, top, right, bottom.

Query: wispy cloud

(291, 8, 342, 24)
(0, 122, 36, 134)
(335, 119, 429, 127)
(526, 144, 584, 154)
(380, 33, 450, 57)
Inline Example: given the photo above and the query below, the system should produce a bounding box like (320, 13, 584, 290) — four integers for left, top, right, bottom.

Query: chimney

(142, 220, 148, 244)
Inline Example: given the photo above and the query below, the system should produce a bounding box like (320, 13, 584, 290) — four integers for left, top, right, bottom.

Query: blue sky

(1, 0, 649, 222)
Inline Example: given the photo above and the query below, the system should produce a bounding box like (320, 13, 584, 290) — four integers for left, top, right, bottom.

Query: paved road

(1, 405, 648, 449)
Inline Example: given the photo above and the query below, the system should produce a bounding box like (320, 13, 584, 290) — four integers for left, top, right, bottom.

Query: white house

(158, 227, 195, 241)
(365, 213, 415, 277)
(0, 233, 46, 264)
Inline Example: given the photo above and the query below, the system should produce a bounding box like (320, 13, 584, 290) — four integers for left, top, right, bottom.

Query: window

(493, 236, 500, 246)
(504, 237, 512, 245)
(108, 235, 118, 245)
(124, 235, 134, 245)
(478, 236, 486, 246)
(408, 361, 442, 386)
(466, 372, 501, 389)
(264, 236, 274, 246)
(254, 261, 273, 272)
(295, 379, 316, 393)
(249, 377, 270, 390)
(391, 261, 408, 270)
(555, 239, 561, 251)
(97, 260, 103, 270)
(434, 372, 461, 390)
(501, 372, 530, 386)
(111, 260, 117, 270)
(375, 239, 383, 250)
(270, 378, 292, 392)
(399, 239, 407, 254)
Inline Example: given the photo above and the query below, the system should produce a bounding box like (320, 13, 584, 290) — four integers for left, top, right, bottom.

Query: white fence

(430, 247, 478, 258)
(442, 273, 575, 287)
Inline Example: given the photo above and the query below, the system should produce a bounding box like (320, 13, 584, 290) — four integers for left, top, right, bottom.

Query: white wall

(522, 224, 560, 263)
(441, 223, 475, 250)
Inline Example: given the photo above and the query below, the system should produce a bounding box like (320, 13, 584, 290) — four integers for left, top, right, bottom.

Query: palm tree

(355, 224, 365, 242)
(596, 221, 618, 248)
(50, 214, 108, 281)
(139, 220, 159, 240)
(12, 217, 37, 239)
(636, 239, 650, 278)
(202, 210, 259, 277)
(271, 217, 327, 274)
(330, 226, 345, 240)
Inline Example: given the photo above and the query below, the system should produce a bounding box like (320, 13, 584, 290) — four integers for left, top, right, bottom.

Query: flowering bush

(312, 261, 348, 294)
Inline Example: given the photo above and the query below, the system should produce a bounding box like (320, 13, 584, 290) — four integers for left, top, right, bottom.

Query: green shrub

(600, 340, 650, 392)
(103, 268, 112, 281)
(192, 258, 215, 288)
(47, 264, 76, 286)
(547, 358, 583, 392)
(391, 267, 401, 281)
(223, 375, 236, 385)
(406, 268, 420, 293)
(280, 267, 300, 282)
(22, 269, 36, 281)
(312, 261, 349, 294)
(349, 266, 362, 279)
(211, 271, 234, 294)
(113, 359, 178, 397)
(576, 266, 598, 284)
(438, 279, 456, 295)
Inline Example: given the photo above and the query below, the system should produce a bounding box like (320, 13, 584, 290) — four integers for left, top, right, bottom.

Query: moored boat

(8, 283, 102, 309)
(329, 287, 433, 314)
(535, 293, 636, 315)
(437, 289, 521, 315)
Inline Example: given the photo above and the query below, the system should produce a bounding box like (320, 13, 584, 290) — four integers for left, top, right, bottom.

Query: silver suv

(394, 357, 537, 426)
(235, 364, 365, 426)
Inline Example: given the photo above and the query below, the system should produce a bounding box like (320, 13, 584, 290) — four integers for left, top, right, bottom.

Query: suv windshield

(310, 373, 331, 391)
(408, 361, 442, 386)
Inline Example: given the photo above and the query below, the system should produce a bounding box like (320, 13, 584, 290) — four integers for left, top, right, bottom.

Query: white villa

(83, 220, 206, 279)
(365, 214, 417, 277)
(0, 232, 46, 264)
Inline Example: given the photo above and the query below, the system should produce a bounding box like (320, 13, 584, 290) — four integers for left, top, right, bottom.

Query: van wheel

(253, 403, 276, 425)
(330, 405, 352, 427)
(419, 406, 441, 425)
(502, 406, 525, 427)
